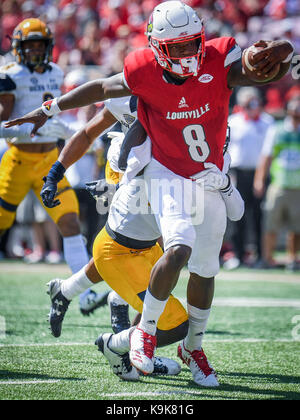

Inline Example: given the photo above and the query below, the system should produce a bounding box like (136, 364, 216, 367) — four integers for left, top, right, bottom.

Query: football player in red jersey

(6, 1, 294, 387)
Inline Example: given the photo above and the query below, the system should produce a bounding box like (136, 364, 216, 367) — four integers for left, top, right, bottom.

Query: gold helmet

(11, 18, 53, 70)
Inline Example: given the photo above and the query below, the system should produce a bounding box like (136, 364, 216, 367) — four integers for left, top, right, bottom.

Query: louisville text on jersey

(166, 103, 210, 120)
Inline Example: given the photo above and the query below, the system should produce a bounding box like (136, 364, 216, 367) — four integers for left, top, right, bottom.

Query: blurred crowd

(0, 0, 300, 270)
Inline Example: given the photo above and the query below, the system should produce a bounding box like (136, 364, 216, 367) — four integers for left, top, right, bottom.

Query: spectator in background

(0, 0, 23, 53)
(254, 97, 300, 271)
(225, 87, 274, 269)
(77, 20, 102, 66)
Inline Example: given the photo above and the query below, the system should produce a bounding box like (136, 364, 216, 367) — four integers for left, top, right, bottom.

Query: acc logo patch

(198, 73, 214, 83)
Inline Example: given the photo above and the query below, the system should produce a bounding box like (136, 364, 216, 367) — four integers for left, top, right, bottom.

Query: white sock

(139, 288, 168, 336)
(61, 266, 94, 301)
(184, 304, 211, 351)
(108, 291, 128, 306)
(63, 234, 89, 274)
(109, 326, 135, 354)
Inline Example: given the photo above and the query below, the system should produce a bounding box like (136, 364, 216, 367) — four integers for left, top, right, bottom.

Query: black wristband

(220, 174, 231, 192)
(48, 161, 66, 182)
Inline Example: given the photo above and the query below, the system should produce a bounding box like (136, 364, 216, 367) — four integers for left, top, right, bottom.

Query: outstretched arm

(58, 106, 117, 169)
(228, 40, 293, 88)
(5, 72, 131, 136)
(40, 106, 117, 208)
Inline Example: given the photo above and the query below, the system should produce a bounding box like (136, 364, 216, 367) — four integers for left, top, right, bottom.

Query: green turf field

(0, 261, 300, 401)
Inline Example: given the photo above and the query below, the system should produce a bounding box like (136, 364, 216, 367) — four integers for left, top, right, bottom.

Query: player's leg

(0, 146, 32, 237)
(95, 291, 188, 378)
(178, 191, 227, 387)
(35, 168, 107, 315)
(47, 258, 107, 337)
(129, 159, 196, 373)
(92, 227, 189, 377)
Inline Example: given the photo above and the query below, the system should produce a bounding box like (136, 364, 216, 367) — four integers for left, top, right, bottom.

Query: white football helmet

(147, 1, 205, 77)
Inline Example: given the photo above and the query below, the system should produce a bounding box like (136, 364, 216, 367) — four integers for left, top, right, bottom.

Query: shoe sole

(95, 334, 105, 353)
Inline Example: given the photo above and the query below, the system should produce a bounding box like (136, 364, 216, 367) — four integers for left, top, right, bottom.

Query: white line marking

(213, 297, 300, 307)
(99, 391, 205, 397)
(0, 338, 298, 348)
(178, 297, 300, 308)
(0, 342, 91, 347)
(0, 380, 60, 385)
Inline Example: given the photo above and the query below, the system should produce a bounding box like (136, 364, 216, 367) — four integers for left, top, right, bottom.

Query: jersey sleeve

(0, 73, 17, 95)
(208, 37, 241, 68)
(123, 49, 150, 96)
(207, 37, 242, 92)
(224, 38, 242, 68)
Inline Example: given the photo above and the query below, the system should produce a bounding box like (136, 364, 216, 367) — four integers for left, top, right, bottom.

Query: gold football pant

(93, 227, 188, 331)
(105, 160, 122, 185)
(0, 145, 79, 229)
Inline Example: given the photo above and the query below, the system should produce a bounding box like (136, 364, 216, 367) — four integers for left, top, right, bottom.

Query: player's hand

(4, 107, 48, 138)
(40, 176, 60, 208)
(251, 40, 294, 75)
(191, 163, 229, 191)
(86, 179, 117, 215)
(86, 179, 117, 201)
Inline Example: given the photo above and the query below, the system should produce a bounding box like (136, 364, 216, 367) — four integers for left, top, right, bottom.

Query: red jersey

(123, 37, 241, 178)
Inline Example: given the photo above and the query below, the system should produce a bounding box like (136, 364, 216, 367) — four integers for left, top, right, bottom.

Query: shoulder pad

(0, 73, 17, 93)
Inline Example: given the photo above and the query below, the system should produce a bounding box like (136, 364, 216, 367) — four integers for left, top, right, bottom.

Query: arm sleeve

(221, 182, 245, 221)
(123, 49, 149, 96)
(224, 41, 242, 68)
(0, 121, 33, 139)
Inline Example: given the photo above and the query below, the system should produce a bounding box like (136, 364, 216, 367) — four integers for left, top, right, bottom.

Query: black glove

(85, 179, 109, 200)
(85, 179, 118, 209)
(40, 161, 66, 208)
(40, 176, 60, 208)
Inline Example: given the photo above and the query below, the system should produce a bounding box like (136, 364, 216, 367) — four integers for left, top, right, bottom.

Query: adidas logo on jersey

(178, 97, 189, 108)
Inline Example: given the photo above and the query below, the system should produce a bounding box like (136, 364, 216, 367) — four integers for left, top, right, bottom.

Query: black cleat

(108, 292, 131, 334)
(95, 333, 139, 381)
(47, 279, 70, 337)
(79, 290, 110, 316)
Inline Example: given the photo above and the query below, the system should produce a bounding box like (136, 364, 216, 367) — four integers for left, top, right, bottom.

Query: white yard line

(213, 297, 300, 307)
(178, 297, 300, 308)
(0, 337, 298, 348)
(99, 391, 205, 397)
(0, 380, 60, 385)
(215, 271, 300, 284)
(9, 297, 300, 311)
